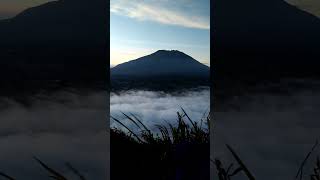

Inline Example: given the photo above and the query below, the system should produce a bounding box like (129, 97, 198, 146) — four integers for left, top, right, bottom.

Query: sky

(2, 0, 320, 67)
(0, 0, 55, 19)
(110, 0, 211, 66)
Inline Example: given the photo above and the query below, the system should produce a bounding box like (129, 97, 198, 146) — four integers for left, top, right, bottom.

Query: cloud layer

(213, 79, 320, 180)
(0, 90, 108, 180)
(110, 0, 210, 30)
(111, 88, 210, 132)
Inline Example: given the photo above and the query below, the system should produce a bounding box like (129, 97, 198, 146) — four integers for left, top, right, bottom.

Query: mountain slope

(0, 0, 108, 80)
(111, 50, 209, 77)
(0, 0, 107, 46)
(213, 0, 320, 81)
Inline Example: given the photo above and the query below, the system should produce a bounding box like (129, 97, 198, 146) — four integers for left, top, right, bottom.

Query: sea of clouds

(110, 87, 210, 132)
(213, 79, 320, 180)
(0, 87, 210, 179)
(3, 79, 319, 180)
(0, 90, 108, 180)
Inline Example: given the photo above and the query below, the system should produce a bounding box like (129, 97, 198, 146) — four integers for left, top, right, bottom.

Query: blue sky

(110, 0, 210, 66)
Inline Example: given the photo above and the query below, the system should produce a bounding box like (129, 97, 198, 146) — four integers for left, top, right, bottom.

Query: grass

(213, 145, 256, 180)
(0, 157, 86, 180)
(310, 156, 320, 180)
(213, 140, 320, 180)
(111, 108, 210, 145)
(111, 108, 210, 180)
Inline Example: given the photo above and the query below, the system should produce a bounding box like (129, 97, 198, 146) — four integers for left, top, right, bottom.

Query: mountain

(0, 0, 108, 81)
(213, 0, 320, 81)
(0, 0, 107, 46)
(111, 50, 209, 78)
(110, 50, 210, 91)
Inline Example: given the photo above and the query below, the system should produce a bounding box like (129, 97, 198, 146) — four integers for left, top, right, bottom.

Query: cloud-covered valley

(111, 88, 210, 132)
(213, 79, 320, 180)
(0, 89, 108, 180)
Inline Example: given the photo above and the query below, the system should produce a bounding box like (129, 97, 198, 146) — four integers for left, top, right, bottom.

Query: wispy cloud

(110, 0, 210, 30)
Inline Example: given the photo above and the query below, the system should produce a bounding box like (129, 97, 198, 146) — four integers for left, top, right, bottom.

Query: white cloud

(110, 0, 210, 30)
(110, 88, 210, 132)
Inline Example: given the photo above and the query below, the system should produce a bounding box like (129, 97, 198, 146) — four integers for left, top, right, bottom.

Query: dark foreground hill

(111, 50, 210, 91)
(111, 111, 210, 180)
(0, 0, 108, 81)
(213, 0, 320, 82)
(212, 0, 320, 99)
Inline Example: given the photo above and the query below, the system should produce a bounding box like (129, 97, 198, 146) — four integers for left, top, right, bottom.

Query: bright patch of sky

(111, 0, 210, 66)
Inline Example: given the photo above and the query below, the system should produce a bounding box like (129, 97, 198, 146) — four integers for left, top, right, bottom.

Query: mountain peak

(153, 50, 187, 56)
(154, 49, 182, 53)
(147, 50, 196, 62)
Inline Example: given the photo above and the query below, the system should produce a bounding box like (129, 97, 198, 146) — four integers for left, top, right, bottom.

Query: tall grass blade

(0, 172, 15, 180)
(180, 107, 196, 128)
(229, 167, 243, 177)
(34, 157, 67, 180)
(226, 163, 234, 175)
(155, 124, 171, 143)
(65, 162, 86, 180)
(121, 112, 142, 130)
(295, 140, 319, 180)
(111, 116, 143, 143)
(199, 107, 209, 129)
(226, 144, 255, 180)
(130, 113, 152, 135)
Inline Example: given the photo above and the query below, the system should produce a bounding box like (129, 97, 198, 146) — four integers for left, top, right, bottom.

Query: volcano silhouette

(111, 50, 209, 77)
(0, 0, 108, 81)
(213, 0, 320, 81)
